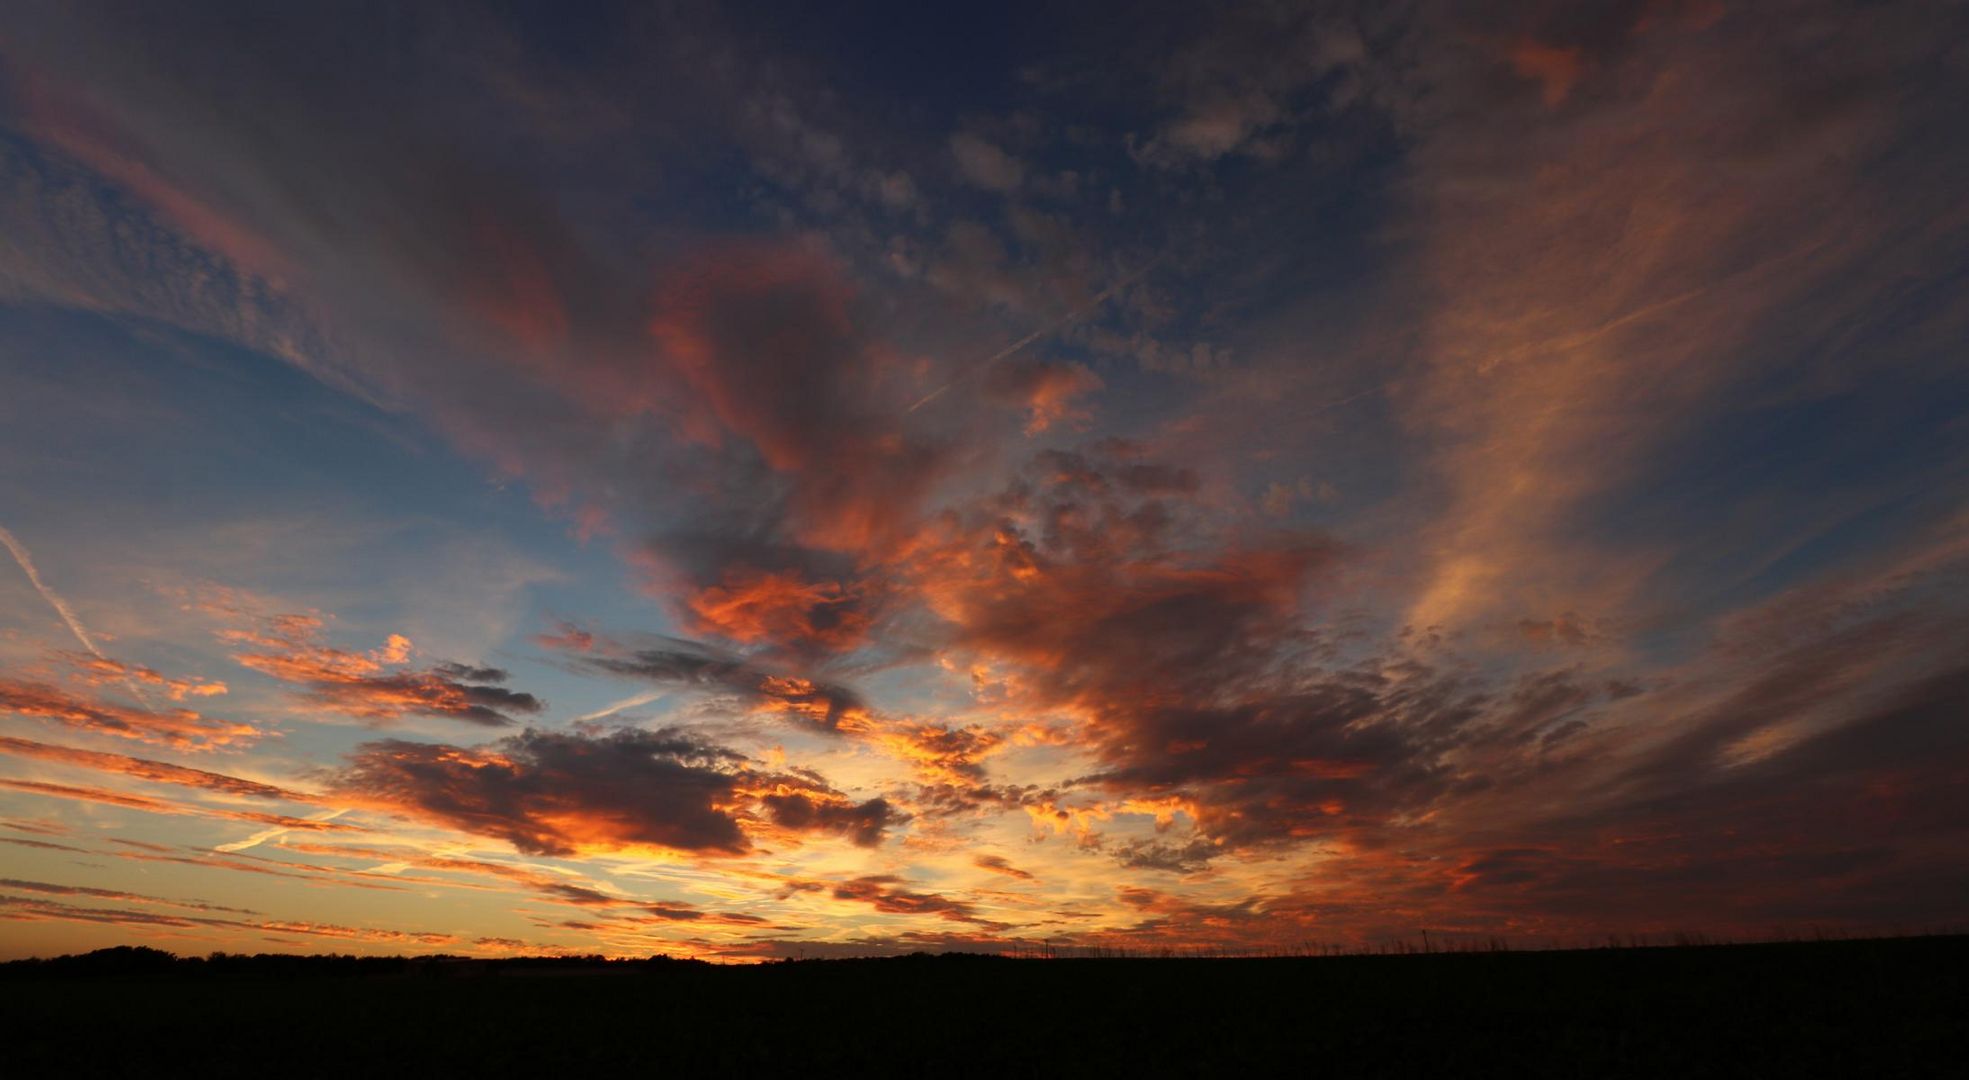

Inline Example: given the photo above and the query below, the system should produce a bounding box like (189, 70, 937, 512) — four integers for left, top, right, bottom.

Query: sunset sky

(2, 1, 1967, 960)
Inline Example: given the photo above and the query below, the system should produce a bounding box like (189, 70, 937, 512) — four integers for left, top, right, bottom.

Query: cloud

(0, 877, 260, 915)
(886, 442, 1685, 859)
(827, 875, 1003, 927)
(223, 615, 542, 726)
(1124, 6, 1362, 168)
(1111, 837, 1221, 874)
(290, 846, 772, 926)
(971, 854, 1035, 882)
(333, 726, 894, 857)
(8, 67, 298, 283)
(756, 790, 893, 847)
(102, 843, 412, 893)
(0, 524, 148, 703)
(521, 878, 771, 928)
(1146, 89, 1281, 163)
(948, 132, 1024, 192)
(533, 621, 595, 652)
(893, 444, 1403, 848)
(61, 654, 227, 701)
(3, 11, 978, 682)
(0, 892, 454, 946)
(0, 836, 90, 854)
(0, 735, 309, 800)
(568, 637, 871, 734)
(643, 241, 955, 554)
(983, 359, 1104, 435)
(1391, 0, 1969, 634)
(0, 778, 353, 833)
(0, 678, 260, 750)
(876, 724, 1002, 785)
(682, 568, 872, 653)
(3, 0, 1968, 954)
(1506, 39, 1583, 107)
(334, 729, 747, 856)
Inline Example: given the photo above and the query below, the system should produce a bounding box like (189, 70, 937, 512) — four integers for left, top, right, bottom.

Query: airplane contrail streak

(0, 522, 155, 709)
(907, 254, 1166, 415)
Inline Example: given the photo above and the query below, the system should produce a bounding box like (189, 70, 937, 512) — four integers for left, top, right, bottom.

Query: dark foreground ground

(3, 936, 1966, 1077)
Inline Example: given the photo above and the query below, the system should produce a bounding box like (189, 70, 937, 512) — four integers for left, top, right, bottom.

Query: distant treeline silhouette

(994, 922, 1969, 960)
(6, 926, 1967, 976)
(6, 936, 1966, 1076)
(0, 944, 712, 979)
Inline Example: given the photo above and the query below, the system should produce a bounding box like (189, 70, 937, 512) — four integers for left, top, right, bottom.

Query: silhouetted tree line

(7, 926, 1964, 977)
(0, 945, 707, 979)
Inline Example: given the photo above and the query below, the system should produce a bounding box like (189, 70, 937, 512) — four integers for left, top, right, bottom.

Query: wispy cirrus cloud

(0, 678, 258, 750)
(0, 735, 307, 800)
(0, 891, 454, 947)
(0, 778, 353, 834)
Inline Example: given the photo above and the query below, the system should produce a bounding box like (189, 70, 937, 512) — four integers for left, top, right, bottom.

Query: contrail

(215, 808, 348, 854)
(1301, 383, 1389, 417)
(579, 688, 667, 723)
(0, 522, 154, 709)
(907, 253, 1167, 415)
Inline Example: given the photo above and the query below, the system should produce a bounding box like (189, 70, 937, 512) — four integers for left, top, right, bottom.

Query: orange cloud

(0, 893, 453, 947)
(0, 778, 352, 832)
(685, 567, 872, 652)
(223, 616, 542, 726)
(873, 723, 1003, 784)
(984, 358, 1105, 435)
(61, 654, 228, 700)
(0, 678, 260, 750)
(1507, 39, 1583, 107)
(0, 735, 310, 800)
(104, 844, 412, 892)
(643, 241, 955, 557)
(648, 242, 860, 471)
(533, 620, 595, 652)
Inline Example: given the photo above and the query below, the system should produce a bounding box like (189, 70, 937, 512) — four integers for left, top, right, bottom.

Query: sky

(1, 0, 1967, 961)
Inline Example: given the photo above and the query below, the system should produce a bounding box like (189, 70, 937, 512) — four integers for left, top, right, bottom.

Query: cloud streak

(0, 523, 153, 708)
(0, 679, 259, 750)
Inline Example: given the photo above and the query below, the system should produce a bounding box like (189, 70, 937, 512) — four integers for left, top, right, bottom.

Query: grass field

(4, 936, 1965, 1077)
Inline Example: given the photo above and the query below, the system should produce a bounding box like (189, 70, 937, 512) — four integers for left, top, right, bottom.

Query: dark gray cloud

(565, 635, 868, 733)
(334, 726, 894, 856)
(826, 875, 1003, 927)
(334, 728, 752, 856)
(759, 791, 894, 847)
(433, 662, 510, 684)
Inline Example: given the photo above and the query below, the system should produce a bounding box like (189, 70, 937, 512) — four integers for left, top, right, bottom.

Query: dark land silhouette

(4, 935, 1965, 1077)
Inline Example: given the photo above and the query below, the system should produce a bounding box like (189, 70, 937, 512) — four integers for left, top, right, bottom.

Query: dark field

(4, 936, 1966, 1077)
